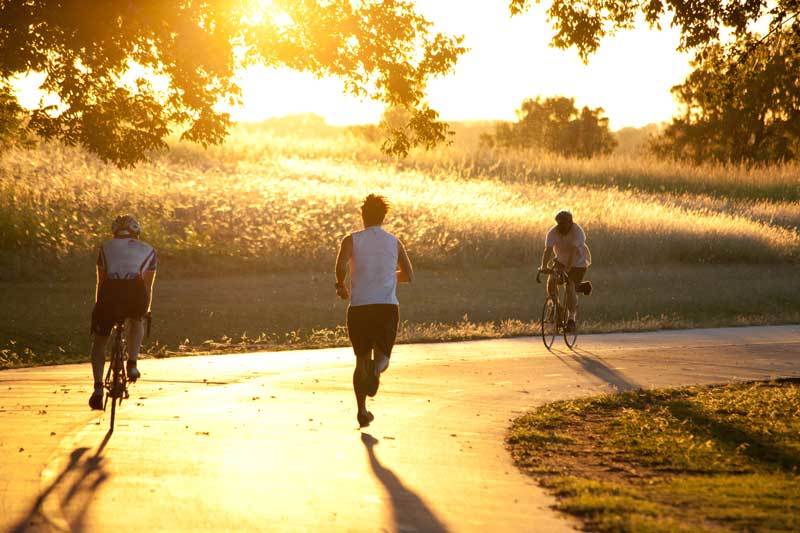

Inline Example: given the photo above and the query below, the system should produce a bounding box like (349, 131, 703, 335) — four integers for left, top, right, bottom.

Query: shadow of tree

(12, 430, 111, 532)
(666, 399, 800, 472)
(361, 433, 449, 532)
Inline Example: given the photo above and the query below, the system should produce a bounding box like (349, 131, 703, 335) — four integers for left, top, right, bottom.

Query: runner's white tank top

(349, 226, 399, 306)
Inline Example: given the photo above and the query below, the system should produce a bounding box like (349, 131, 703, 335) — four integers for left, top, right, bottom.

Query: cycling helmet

(111, 215, 141, 237)
(555, 210, 573, 224)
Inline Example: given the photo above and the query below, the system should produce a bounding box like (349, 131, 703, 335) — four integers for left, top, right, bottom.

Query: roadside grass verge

(1, 264, 799, 369)
(507, 380, 800, 531)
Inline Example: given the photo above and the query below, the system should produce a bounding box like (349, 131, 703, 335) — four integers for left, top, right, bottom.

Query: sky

(13, 1, 695, 131)
(230, 1, 694, 130)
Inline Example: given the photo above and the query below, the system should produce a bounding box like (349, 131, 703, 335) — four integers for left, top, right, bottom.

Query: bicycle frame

(537, 267, 579, 349)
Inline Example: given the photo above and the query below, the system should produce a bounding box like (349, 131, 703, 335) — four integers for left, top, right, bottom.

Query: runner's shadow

(361, 433, 448, 532)
(11, 431, 110, 532)
(553, 347, 641, 392)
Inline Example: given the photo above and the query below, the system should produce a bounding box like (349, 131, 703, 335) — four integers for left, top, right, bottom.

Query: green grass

(1, 264, 799, 369)
(507, 380, 800, 532)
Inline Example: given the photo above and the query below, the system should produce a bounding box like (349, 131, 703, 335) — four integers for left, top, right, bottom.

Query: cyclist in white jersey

(540, 210, 592, 333)
(335, 194, 414, 427)
(88, 215, 157, 410)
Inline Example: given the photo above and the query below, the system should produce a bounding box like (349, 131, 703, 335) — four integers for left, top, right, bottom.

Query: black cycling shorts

(346, 304, 399, 359)
(553, 262, 587, 285)
(91, 279, 148, 336)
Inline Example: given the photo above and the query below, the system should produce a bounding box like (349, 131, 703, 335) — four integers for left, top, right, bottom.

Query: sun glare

(229, 1, 693, 129)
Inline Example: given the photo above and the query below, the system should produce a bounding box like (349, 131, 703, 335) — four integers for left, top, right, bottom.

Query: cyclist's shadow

(12, 430, 111, 532)
(360, 433, 448, 532)
(552, 347, 640, 392)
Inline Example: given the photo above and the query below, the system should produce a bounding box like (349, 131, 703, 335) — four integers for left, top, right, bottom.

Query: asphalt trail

(2, 325, 799, 532)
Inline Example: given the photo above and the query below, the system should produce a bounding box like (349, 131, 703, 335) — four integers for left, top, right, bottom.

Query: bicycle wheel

(563, 317, 578, 348)
(541, 297, 558, 350)
(107, 332, 124, 432)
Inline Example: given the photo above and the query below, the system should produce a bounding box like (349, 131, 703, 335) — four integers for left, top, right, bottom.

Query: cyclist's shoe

(89, 386, 104, 410)
(578, 281, 593, 296)
(126, 361, 140, 382)
(357, 411, 375, 428)
(565, 319, 577, 333)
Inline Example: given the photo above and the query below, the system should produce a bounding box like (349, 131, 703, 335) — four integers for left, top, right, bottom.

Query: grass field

(507, 380, 800, 531)
(1, 118, 798, 366)
(2, 264, 799, 369)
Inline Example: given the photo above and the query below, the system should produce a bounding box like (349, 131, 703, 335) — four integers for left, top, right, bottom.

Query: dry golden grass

(1, 122, 798, 280)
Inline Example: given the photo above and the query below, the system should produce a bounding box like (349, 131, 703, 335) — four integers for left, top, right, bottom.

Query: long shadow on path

(12, 430, 110, 532)
(554, 347, 641, 392)
(361, 433, 449, 533)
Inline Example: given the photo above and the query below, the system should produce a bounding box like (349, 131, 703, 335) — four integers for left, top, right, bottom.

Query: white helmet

(112, 215, 141, 237)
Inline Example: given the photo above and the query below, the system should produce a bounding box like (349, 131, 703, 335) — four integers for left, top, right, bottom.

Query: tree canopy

(482, 96, 616, 157)
(508, 0, 800, 60)
(0, 0, 464, 166)
(651, 30, 800, 164)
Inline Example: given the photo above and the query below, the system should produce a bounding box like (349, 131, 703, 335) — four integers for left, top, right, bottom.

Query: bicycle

(103, 313, 151, 432)
(536, 267, 578, 350)
(103, 319, 129, 432)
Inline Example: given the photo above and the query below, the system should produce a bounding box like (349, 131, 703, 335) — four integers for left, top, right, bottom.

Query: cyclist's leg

(90, 334, 109, 384)
(125, 317, 145, 364)
(546, 273, 557, 300)
(89, 306, 113, 409)
(90, 303, 113, 384)
(565, 280, 578, 319)
(566, 267, 587, 320)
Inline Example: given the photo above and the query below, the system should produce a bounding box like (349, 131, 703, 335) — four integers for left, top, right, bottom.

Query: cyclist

(88, 215, 157, 410)
(335, 194, 414, 427)
(539, 210, 591, 333)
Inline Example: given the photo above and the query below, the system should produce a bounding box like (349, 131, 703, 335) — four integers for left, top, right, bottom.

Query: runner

(88, 215, 157, 410)
(335, 194, 414, 427)
(539, 210, 592, 333)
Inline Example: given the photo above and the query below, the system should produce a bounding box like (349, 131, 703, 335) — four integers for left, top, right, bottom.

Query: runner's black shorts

(553, 261, 588, 285)
(346, 304, 399, 359)
(91, 279, 148, 336)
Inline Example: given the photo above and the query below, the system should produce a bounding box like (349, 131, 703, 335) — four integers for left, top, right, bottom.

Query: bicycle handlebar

(536, 268, 568, 284)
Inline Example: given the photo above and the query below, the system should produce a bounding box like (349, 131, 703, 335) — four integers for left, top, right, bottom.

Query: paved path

(2, 325, 799, 532)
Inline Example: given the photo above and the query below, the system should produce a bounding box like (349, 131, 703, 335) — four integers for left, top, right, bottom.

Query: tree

(651, 30, 800, 163)
(0, 1, 465, 166)
(484, 96, 616, 157)
(507, 0, 800, 60)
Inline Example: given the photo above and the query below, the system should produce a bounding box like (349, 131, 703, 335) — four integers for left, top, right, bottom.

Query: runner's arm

(335, 235, 352, 298)
(397, 240, 414, 283)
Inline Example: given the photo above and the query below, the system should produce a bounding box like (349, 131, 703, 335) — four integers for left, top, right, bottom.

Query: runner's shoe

(374, 353, 390, 375)
(565, 319, 576, 333)
(89, 386, 104, 410)
(357, 411, 374, 428)
(127, 361, 140, 382)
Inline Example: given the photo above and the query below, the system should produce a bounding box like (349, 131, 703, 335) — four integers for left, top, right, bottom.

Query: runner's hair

(361, 194, 390, 225)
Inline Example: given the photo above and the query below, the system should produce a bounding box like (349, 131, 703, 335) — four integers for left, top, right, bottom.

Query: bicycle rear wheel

(541, 298, 558, 350)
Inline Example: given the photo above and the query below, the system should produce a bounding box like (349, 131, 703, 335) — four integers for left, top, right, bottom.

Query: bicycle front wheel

(541, 298, 558, 350)
(563, 319, 578, 349)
